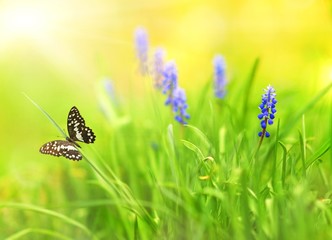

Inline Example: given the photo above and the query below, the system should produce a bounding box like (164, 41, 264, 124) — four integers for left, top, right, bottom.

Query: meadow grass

(1, 58, 332, 240)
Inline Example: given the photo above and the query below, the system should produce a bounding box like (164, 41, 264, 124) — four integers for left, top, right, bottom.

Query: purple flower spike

(153, 47, 165, 90)
(134, 27, 149, 75)
(213, 55, 227, 99)
(172, 87, 190, 124)
(103, 78, 116, 103)
(162, 61, 178, 105)
(161, 61, 189, 125)
(258, 85, 277, 138)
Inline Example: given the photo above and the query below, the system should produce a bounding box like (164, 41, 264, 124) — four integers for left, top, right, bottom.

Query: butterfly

(40, 106, 96, 161)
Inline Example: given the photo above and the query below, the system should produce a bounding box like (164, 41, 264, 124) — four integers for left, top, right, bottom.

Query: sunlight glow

(0, 5, 51, 40)
(320, 63, 332, 85)
(0, 1, 110, 81)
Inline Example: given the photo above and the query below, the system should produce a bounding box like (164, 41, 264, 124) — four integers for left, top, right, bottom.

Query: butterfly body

(40, 106, 96, 161)
(66, 136, 81, 148)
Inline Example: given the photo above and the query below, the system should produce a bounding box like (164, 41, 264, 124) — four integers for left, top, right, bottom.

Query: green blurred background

(0, 0, 332, 222)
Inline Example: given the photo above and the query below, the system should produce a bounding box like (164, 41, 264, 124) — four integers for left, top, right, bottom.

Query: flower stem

(253, 117, 268, 159)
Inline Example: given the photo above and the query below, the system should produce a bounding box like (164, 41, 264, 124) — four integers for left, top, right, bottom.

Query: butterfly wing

(40, 140, 82, 161)
(67, 106, 96, 143)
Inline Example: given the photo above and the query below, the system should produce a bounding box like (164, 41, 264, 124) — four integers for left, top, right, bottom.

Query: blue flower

(134, 27, 149, 75)
(213, 55, 227, 99)
(258, 85, 277, 137)
(162, 61, 178, 105)
(172, 87, 190, 124)
(102, 78, 118, 106)
(153, 47, 165, 90)
(161, 61, 189, 124)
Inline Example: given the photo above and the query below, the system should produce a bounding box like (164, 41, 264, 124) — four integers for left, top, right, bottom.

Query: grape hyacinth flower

(258, 85, 277, 138)
(172, 87, 190, 124)
(213, 55, 227, 99)
(103, 78, 118, 106)
(162, 61, 178, 106)
(134, 27, 149, 75)
(152, 47, 165, 90)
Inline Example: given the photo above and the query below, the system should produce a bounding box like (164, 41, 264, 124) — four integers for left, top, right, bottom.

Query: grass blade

(23, 93, 67, 138)
(6, 228, 72, 240)
(279, 141, 287, 187)
(280, 82, 332, 138)
(305, 140, 330, 169)
(242, 57, 260, 122)
(298, 130, 306, 178)
(0, 202, 97, 239)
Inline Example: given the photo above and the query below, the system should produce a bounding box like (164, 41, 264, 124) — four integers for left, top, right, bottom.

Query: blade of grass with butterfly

(24, 93, 67, 139)
(24, 93, 158, 233)
(24, 93, 96, 160)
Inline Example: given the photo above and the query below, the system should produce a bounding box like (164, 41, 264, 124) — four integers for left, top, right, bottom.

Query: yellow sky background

(0, 0, 331, 99)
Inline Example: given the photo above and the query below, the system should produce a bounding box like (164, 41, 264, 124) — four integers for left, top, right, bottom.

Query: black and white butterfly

(40, 106, 96, 161)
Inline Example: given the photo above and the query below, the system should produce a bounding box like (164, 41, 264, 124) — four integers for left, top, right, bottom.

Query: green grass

(1, 60, 332, 240)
